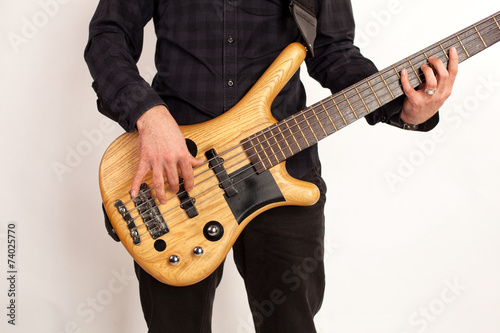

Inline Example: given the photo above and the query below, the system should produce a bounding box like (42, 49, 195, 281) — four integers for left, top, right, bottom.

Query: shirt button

(227, 36, 234, 44)
(227, 80, 234, 87)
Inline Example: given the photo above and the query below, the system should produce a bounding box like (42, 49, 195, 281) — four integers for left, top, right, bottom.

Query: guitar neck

(244, 11, 500, 174)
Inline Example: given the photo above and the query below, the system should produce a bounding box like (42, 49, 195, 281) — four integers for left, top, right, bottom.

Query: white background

(1, 0, 499, 332)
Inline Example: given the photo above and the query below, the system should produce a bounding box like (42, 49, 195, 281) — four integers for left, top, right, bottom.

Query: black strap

(289, 0, 317, 56)
(102, 204, 120, 242)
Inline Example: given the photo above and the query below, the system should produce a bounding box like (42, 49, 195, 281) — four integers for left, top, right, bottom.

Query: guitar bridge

(115, 183, 169, 245)
(133, 183, 169, 240)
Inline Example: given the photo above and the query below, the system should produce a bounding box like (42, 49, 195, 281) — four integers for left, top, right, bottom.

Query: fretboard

(243, 12, 500, 174)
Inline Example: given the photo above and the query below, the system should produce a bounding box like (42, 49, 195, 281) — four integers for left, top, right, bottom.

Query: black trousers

(134, 164, 327, 333)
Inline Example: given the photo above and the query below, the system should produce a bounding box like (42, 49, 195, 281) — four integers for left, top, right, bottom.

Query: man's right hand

(131, 105, 203, 204)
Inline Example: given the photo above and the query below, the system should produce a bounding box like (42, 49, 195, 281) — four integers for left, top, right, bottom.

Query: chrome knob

(207, 225, 220, 237)
(193, 247, 204, 256)
(169, 255, 180, 265)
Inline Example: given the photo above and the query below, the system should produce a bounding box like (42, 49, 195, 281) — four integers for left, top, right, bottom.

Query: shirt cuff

(365, 95, 439, 132)
(388, 110, 440, 132)
(94, 81, 167, 133)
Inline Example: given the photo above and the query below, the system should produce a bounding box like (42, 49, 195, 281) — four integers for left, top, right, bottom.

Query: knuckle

(163, 154, 175, 165)
(170, 177, 179, 187)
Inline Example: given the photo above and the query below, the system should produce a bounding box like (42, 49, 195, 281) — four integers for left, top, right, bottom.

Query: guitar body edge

(99, 43, 314, 286)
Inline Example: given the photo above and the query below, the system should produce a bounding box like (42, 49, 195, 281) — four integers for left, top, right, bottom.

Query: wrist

(136, 105, 169, 131)
(399, 107, 421, 126)
(389, 108, 420, 131)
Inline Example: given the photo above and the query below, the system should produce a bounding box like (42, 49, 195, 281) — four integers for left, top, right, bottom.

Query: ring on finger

(425, 88, 436, 95)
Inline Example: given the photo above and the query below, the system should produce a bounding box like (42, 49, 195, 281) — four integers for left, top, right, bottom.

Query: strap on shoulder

(289, 0, 317, 56)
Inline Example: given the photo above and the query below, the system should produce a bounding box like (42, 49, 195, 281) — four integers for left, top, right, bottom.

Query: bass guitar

(99, 12, 499, 286)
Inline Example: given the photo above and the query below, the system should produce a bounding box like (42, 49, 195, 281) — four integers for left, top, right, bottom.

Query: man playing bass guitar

(84, 0, 458, 331)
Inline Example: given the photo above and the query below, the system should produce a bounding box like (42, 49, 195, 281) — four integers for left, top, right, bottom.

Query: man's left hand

(400, 46, 459, 125)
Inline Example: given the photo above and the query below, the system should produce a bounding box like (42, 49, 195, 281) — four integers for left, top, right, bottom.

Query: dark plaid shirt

(84, 0, 434, 178)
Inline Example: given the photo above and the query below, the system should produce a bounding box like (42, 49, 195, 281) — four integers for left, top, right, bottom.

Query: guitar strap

(289, 0, 317, 56)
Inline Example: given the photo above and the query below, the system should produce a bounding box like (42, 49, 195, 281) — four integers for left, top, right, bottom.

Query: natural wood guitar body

(100, 12, 499, 286)
(99, 43, 320, 286)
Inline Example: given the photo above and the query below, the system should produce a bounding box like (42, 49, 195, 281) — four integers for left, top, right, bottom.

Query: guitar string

(143, 10, 498, 208)
(128, 19, 498, 230)
(129, 33, 488, 231)
(136, 23, 500, 236)
(133, 28, 495, 234)
(125, 19, 498, 227)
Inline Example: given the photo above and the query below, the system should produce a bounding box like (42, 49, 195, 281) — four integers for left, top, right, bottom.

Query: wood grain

(99, 43, 320, 286)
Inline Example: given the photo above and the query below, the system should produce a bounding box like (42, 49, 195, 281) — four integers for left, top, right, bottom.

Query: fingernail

(131, 190, 137, 197)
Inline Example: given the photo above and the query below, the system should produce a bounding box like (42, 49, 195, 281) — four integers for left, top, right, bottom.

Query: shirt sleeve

(305, 0, 438, 132)
(84, 0, 166, 133)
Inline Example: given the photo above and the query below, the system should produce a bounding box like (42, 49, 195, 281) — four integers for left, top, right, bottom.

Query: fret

(328, 95, 347, 125)
(422, 50, 439, 74)
(344, 90, 365, 120)
(438, 43, 450, 60)
(427, 45, 449, 65)
(243, 137, 265, 173)
(391, 65, 401, 78)
(293, 115, 308, 147)
(304, 107, 329, 141)
(241, 11, 499, 174)
(379, 73, 395, 99)
(337, 109, 347, 125)
(456, 23, 490, 60)
(365, 79, 382, 107)
(256, 132, 274, 166)
(271, 125, 293, 159)
(455, 34, 470, 57)
(365, 77, 394, 107)
(262, 128, 285, 164)
(249, 137, 265, 166)
(310, 107, 329, 137)
(341, 91, 359, 119)
(406, 57, 422, 84)
(422, 50, 437, 65)
(354, 86, 370, 114)
(278, 121, 300, 156)
(309, 106, 332, 137)
(313, 104, 336, 135)
(302, 109, 320, 143)
(333, 96, 352, 123)
(253, 134, 273, 169)
(324, 97, 347, 130)
(321, 102, 338, 132)
(439, 36, 464, 62)
(353, 80, 381, 113)
(286, 118, 307, 151)
(474, 25, 488, 48)
(294, 113, 313, 147)
(475, 17, 500, 48)
(494, 15, 500, 30)
(381, 67, 404, 100)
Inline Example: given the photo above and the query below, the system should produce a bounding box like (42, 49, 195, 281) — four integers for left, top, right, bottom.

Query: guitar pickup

(205, 148, 238, 197)
(178, 177, 199, 218)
